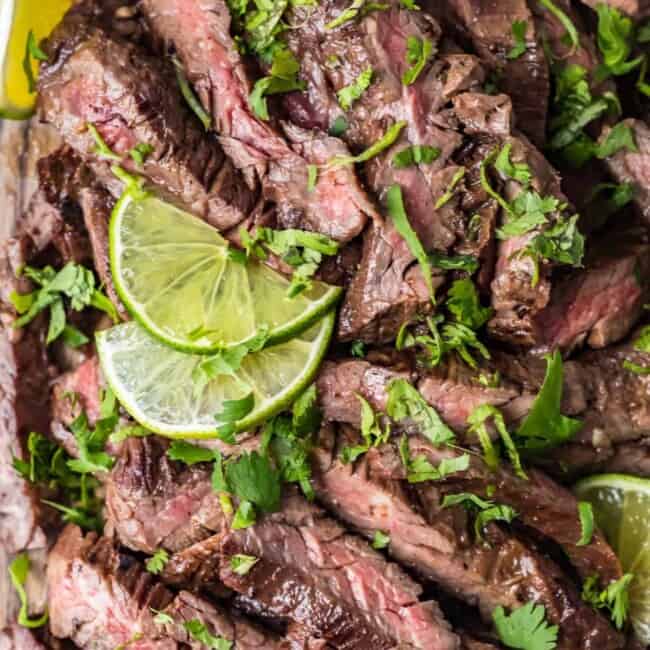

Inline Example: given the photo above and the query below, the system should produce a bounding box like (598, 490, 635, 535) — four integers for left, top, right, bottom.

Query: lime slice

(110, 191, 342, 353)
(574, 474, 650, 643)
(0, 0, 71, 119)
(96, 311, 334, 438)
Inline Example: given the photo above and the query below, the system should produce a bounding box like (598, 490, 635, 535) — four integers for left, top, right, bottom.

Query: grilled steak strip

(105, 438, 459, 649)
(140, 0, 377, 243)
(38, 1, 256, 232)
(46, 525, 289, 649)
(310, 425, 623, 650)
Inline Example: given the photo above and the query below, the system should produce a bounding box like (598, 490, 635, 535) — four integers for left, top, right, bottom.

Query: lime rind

(575, 473, 650, 644)
(109, 191, 342, 354)
(96, 310, 335, 438)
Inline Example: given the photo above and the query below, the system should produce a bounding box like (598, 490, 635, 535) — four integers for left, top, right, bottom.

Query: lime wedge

(0, 0, 71, 119)
(574, 474, 650, 644)
(96, 312, 334, 438)
(110, 191, 342, 353)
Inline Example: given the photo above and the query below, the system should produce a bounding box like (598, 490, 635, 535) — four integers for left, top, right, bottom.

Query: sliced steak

(38, 1, 256, 231)
(311, 427, 623, 649)
(600, 119, 650, 223)
(219, 492, 459, 649)
(436, 0, 550, 147)
(105, 436, 227, 554)
(140, 0, 377, 243)
(47, 525, 285, 649)
(530, 228, 650, 353)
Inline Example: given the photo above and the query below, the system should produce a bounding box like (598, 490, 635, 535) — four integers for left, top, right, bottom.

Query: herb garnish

(392, 144, 441, 168)
(446, 278, 493, 331)
(386, 183, 436, 303)
(328, 120, 407, 167)
(230, 554, 259, 575)
(146, 549, 170, 575)
(184, 620, 233, 650)
(10, 262, 118, 345)
(507, 20, 528, 60)
(340, 395, 390, 463)
(516, 351, 583, 453)
(434, 167, 466, 209)
(398, 435, 470, 483)
(441, 492, 517, 541)
(23, 30, 47, 94)
(623, 325, 650, 374)
(9, 554, 48, 628)
(337, 66, 373, 110)
(372, 530, 390, 549)
(595, 5, 644, 78)
(582, 573, 634, 630)
(538, 0, 579, 54)
(577, 502, 594, 546)
(492, 602, 558, 650)
(402, 36, 434, 86)
(129, 143, 154, 167)
(173, 58, 212, 130)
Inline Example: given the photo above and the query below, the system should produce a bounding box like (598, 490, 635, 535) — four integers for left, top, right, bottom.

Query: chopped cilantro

(146, 549, 170, 575)
(387, 378, 455, 445)
(173, 58, 212, 130)
(386, 183, 436, 303)
(167, 441, 215, 465)
(329, 115, 349, 136)
(442, 492, 517, 541)
(226, 451, 282, 513)
(151, 609, 174, 626)
(538, 0, 578, 54)
(351, 340, 366, 357)
(11, 262, 118, 343)
(493, 602, 558, 650)
(326, 0, 364, 29)
(87, 123, 121, 161)
(232, 499, 257, 529)
(467, 404, 527, 480)
(214, 393, 255, 440)
(230, 554, 259, 575)
(9, 554, 48, 628)
(402, 36, 434, 86)
(340, 395, 390, 463)
(586, 182, 634, 222)
(597, 122, 638, 158)
(249, 49, 305, 120)
(507, 20, 528, 60)
(399, 435, 469, 483)
(595, 5, 643, 77)
(23, 30, 47, 94)
(516, 351, 583, 453)
(129, 143, 154, 167)
(622, 325, 650, 373)
(372, 530, 390, 549)
(446, 278, 492, 331)
(494, 143, 531, 184)
(400, 0, 420, 9)
(497, 190, 560, 240)
(577, 502, 594, 547)
(328, 120, 407, 167)
(429, 252, 479, 273)
(392, 144, 441, 168)
(434, 167, 466, 209)
(184, 619, 233, 650)
(582, 573, 634, 630)
(337, 66, 373, 110)
(307, 164, 318, 192)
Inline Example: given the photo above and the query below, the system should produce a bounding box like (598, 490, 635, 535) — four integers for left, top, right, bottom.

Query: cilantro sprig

(8, 554, 48, 629)
(10, 262, 118, 345)
(340, 395, 390, 463)
(493, 602, 558, 650)
(582, 574, 634, 630)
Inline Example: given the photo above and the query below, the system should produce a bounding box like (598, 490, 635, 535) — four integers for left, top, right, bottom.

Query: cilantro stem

(173, 58, 212, 130)
(538, 0, 579, 55)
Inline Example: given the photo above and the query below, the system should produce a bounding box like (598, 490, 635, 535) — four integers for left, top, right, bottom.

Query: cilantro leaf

(402, 36, 434, 86)
(151, 609, 175, 626)
(493, 602, 558, 650)
(596, 122, 638, 158)
(329, 115, 349, 136)
(467, 404, 527, 480)
(328, 121, 407, 167)
(516, 351, 583, 453)
(184, 619, 233, 650)
(538, 0, 578, 54)
(129, 143, 154, 167)
(507, 20, 528, 60)
(337, 66, 373, 110)
(577, 501, 594, 547)
(66, 407, 117, 475)
(399, 436, 469, 483)
(340, 395, 390, 463)
(351, 340, 366, 357)
(524, 214, 585, 274)
(372, 530, 390, 549)
(173, 58, 212, 130)
(230, 554, 259, 575)
(586, 182, 634, 223)
(8, 554, 48, 629)
(23, 30, 47, 94)
(250, 49, 305, 120)
(595, 5, 642, 76)
(232, 499, 257, 529)
(446, 279, 492, 330)
(215, 393, 255, 429)
(146, 549, 170, 575)
(494, 143, 531, 184)
(442, 493, 517, 541)
(307, 164, 318, 192)
(582, 574, 634, 630)
(386, 183, 436, 303)
(225, 451, 281, 513)
(429, 252, 479, 273)
(392, 144, 441, 168)
(386, 379, 455, 446)
(497, 190, 560, 240)
(87, 124, 121, 161)
(434, 167, 466, 209)
(167, 441, 215, 465)
(326, 0, 364, 29)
